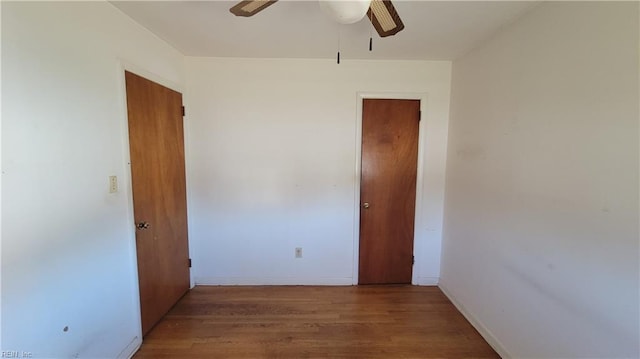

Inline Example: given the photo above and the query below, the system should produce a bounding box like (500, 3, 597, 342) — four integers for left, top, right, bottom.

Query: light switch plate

(109, 176, 118, 193)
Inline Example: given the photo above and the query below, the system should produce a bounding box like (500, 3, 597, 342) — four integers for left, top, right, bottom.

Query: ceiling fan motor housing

(319, 0, 372, 24)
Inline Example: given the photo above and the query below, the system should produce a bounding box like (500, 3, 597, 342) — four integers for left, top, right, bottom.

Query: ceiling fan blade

(367, 0, 404, 37)
(230, 0, 278, 17)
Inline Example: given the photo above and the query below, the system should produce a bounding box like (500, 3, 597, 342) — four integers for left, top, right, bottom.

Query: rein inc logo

(1, 352, 33, 358)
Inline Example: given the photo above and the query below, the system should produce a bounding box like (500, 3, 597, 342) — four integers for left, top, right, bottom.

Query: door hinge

(418, 110, 421, 121)
(412, 256, 415, 265)
(182, 106, 185, 117)
(188, 258, 192, 268)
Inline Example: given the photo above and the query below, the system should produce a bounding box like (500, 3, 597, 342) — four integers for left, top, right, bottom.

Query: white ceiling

(111, 1, 539, 61)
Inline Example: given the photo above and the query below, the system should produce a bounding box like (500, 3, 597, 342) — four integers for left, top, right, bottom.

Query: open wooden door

(359, 99, 420, 284)
(125, 71, 191, 335)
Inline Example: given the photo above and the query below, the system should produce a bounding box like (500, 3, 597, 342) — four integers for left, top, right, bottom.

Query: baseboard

(118, 335, 141, 359)
(194, 276, 354, 286)
(196, 276, 440, 286)
(438, 282, 512, 359)
(416, 277, 439, 286)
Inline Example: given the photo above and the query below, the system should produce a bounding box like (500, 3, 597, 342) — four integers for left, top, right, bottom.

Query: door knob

(363, 202, 370, 209)
(136, 221, 151, 230)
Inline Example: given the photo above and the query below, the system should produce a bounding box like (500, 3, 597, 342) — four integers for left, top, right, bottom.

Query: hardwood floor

(133, 285, 499, 358)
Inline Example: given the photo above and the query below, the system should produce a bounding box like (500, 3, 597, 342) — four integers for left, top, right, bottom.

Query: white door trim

(352, 92, 429, 285)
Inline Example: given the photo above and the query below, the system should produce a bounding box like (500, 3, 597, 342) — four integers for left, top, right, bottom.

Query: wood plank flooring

(133, 285, 499, 358)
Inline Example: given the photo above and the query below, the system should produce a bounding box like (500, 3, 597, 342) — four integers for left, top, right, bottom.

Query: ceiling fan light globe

(319, 0, 372, 25)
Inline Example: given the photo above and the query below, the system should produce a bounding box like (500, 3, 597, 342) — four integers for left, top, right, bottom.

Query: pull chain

(369, 9, 373, 51)
(337, 25, 342, 64)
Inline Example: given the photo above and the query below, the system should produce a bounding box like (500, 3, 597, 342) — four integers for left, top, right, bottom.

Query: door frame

(352, 92, 428, 285)
(116, 60, 192, 343)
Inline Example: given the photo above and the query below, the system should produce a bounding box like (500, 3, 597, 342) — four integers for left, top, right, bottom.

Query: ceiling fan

(229, 0, 405, 38)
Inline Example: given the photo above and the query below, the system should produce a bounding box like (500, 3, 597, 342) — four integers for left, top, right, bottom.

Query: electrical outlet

(109, 175, 118, 193)
(295, 247, 302, 258)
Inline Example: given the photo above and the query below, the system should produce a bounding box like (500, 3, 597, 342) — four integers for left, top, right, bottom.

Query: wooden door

(125, 71, 191, 335)
(359, 99, 420, 284)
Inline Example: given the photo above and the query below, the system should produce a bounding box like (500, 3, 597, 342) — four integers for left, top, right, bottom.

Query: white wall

(441, 2, 639, 358)
(2, 2, 184, 358)
(185, 58, 451, 285)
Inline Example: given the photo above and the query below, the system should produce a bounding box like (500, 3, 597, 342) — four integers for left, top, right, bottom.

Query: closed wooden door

(359, 99, 420, 284)
(125, 71, 190, 335)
